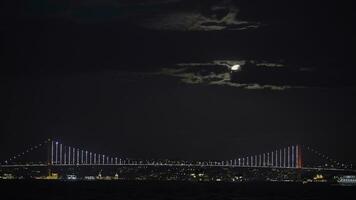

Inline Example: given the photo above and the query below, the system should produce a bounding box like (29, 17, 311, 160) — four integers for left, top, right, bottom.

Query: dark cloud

(139, 0, 261, 31)
(1, 0, 260, 31)
(154, 60, 356, 90)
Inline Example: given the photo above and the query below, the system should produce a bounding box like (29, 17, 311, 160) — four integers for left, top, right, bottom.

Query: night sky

(1, 1, 356, 164)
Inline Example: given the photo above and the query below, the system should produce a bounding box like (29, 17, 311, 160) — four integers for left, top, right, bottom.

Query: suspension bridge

(0, 139, 353, 172)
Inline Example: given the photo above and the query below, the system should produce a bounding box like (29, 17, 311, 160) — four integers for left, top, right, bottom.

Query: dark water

(1, 181, 355, 200)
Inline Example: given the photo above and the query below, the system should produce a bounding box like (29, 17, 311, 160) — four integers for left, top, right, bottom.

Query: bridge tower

(296, 144, 302, 169)
(47, 139, 53, 176)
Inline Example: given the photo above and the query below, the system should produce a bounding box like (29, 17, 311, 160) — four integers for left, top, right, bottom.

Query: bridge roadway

(0, 163, 353, 172)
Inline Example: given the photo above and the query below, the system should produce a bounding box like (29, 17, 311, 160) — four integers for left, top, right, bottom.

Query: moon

(231, 64, 240, 71)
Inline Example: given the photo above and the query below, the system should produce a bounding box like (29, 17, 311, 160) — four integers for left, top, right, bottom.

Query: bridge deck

(0, 163, 353, 172)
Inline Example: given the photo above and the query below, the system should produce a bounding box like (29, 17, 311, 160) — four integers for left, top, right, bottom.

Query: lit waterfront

(1, 164, 355, 186)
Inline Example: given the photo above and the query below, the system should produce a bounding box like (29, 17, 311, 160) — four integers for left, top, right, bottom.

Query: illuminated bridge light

(1, 139, 344, 171)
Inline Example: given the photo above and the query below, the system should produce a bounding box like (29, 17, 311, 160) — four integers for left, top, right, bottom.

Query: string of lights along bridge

(1, 139, 352, 170)
(49, 140, 302, 168)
